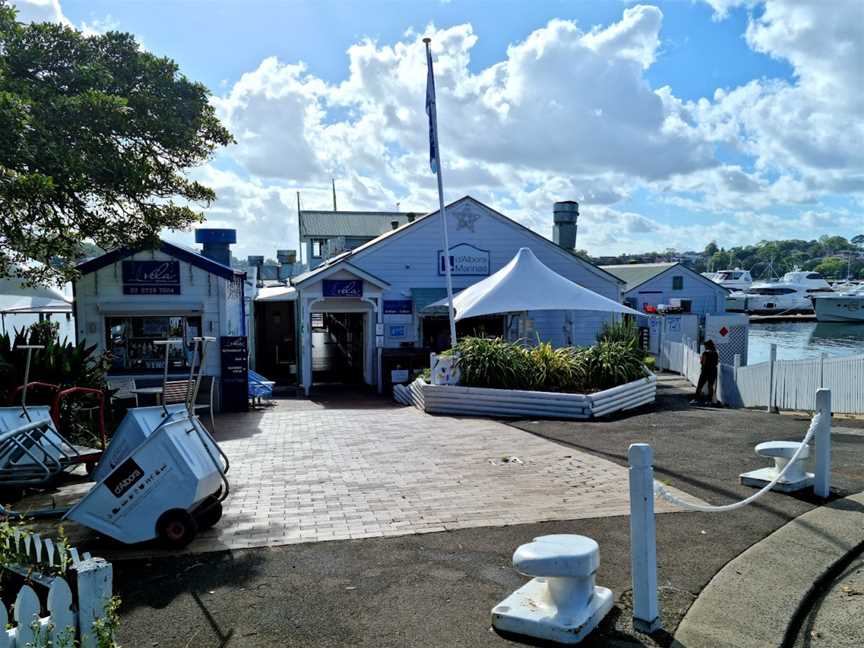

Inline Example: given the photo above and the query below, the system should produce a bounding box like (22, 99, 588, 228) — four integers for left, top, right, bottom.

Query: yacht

(711, 268, 753, 291)
(739, 270, 834, 315)
(812, 284, 864, 322)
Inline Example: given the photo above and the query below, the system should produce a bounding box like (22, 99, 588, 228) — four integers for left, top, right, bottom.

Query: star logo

(453, 207, 481, 232)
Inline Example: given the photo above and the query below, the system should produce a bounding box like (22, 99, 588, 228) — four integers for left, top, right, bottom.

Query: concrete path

(18, 397, 701, 556)
(674, 491, 864, 648)
(792, 554, 864, 648)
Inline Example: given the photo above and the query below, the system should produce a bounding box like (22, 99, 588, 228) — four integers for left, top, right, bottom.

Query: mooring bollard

(628, 443, 660, 633)
(814, 388, 832, 498)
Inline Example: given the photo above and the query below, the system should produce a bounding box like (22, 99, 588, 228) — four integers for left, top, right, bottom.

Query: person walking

(691, 339, 719, 405)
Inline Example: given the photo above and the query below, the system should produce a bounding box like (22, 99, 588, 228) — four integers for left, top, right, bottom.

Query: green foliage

(0, 324, 109, 444)
(0, 1, 233, 285)
(92, 597, 123, 648)
(452, 336, 646, 393)
(596, 318, 638, 346)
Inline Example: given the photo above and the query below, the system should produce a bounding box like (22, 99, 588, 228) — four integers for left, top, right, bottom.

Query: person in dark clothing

(692, 339, 719, 404)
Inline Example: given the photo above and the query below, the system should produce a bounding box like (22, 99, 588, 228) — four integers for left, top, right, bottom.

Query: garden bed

(394, 373, 656, 420)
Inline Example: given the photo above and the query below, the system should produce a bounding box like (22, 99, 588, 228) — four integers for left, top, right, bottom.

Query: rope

(654, 412, 823, 513)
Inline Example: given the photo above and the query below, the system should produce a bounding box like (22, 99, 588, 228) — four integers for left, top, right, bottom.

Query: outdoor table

(131, 386, 164, 405)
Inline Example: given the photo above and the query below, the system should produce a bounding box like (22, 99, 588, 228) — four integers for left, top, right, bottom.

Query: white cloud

(9, 0, 70, 25)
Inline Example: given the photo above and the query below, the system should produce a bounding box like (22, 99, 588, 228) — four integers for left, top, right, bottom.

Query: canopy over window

(428, 247, 639, 320)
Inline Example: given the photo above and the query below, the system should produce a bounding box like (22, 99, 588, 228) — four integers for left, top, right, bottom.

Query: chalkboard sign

(122, 261, 181, 295)
(220, 336, 249, 412)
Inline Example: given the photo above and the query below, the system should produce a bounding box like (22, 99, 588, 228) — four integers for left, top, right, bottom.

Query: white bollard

(628, 443, 661, 633)
(814, 388, 832, 499)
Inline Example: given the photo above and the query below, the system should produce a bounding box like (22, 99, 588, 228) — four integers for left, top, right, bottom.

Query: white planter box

(397, 373, 656, 419)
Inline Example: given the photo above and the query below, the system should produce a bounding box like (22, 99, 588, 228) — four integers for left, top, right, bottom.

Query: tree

(0, 2, 233, 284)
(703, 241, 718, 258)
(852, 234, 864, 250)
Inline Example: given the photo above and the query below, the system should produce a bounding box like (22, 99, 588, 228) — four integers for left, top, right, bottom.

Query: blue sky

(13, 0, 864, 258)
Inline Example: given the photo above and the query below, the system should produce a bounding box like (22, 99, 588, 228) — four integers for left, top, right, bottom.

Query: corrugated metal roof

(599, 263, 677, 292)
(299, 211, 415, 239)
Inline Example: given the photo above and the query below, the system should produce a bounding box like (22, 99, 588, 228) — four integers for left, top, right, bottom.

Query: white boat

(711, 268, 753, 291)
(813, 286, 864, 322)
(741, 270, 833, 315)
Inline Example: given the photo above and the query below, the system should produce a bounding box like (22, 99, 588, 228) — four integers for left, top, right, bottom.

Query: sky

(10, 0, 864, 260)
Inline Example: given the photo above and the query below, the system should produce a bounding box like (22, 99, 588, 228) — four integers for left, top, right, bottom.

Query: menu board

(220, 336, 249, 412)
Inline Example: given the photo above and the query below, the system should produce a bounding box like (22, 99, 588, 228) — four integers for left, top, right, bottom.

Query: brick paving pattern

(21, 399, 703, 555)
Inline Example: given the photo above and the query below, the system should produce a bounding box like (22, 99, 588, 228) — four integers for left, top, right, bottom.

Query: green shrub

(451, 336, 646, 393)
(0, 325, 110, 444)
(596, 318, 638, 345)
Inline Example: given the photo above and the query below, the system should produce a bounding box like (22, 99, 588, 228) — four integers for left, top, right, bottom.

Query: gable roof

(600, 262, 729, 293)
(292, 196, 623, 288)
(291, 261, 390, 289)
(76, 240, 244, 281)
(299, 210, 416, 239)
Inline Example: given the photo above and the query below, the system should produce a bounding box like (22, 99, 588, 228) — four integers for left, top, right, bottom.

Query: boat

(739, 270, 834, 315)
(711, 268, 753, 291)
(812, 285, 864, 322)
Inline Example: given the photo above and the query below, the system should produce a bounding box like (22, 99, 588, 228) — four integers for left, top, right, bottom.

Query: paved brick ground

(20, 397, 702, 556)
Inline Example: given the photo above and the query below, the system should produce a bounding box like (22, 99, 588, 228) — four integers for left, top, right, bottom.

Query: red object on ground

(643, 304, 658, 314)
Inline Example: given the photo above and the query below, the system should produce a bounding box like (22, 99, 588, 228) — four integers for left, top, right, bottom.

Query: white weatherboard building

(73, 231, 248, 409)
(273, 196, 624, 395)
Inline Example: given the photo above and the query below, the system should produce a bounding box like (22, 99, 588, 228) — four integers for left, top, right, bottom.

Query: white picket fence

(659, 339, 864, 414)
(0, 529, 113, 648)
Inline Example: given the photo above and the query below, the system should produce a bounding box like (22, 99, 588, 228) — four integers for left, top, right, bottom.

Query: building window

(672, 276, 684, 290)
(105, 316, 202, 371)
(311, 239, 325, 258)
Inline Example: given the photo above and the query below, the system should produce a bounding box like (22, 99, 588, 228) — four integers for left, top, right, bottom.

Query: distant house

(599, 262, 728, 316)
(299, 210, 418, 266)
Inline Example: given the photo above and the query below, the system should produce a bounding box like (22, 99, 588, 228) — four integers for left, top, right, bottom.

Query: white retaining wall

(395, 374, 656, 419)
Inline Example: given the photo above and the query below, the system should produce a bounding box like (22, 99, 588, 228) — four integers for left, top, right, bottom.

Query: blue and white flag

(425, 44, 439, 175)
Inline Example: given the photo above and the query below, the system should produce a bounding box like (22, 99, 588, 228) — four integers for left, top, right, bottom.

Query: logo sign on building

(122, 261, 181, 295)
(322, 279, 363, 298)
(388, 325, 407, 338)
(437, 243, 490, 276)
(383, 299, 413, 315)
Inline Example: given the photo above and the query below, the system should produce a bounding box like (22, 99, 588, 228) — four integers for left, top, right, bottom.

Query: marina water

(748, 322, 864, 364)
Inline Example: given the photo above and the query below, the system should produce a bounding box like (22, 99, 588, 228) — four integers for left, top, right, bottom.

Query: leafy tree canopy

(0, 1, 232, 285)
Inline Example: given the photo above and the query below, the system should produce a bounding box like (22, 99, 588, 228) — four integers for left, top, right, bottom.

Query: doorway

(255, 301, 297, 384)
(311, 311, 366, 384)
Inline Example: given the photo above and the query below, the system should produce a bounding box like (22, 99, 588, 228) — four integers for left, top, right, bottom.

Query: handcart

(65, 337, 230, 547)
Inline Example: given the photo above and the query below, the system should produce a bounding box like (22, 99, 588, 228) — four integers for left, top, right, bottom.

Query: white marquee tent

(430, 247, 639, 320)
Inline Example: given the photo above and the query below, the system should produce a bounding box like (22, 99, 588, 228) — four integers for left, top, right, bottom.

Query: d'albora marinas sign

(437, 243, 490, 276)
(122, 261, 181, 295)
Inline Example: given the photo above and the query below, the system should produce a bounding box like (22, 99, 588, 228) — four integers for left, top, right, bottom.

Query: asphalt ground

(113, 377, 864, 648)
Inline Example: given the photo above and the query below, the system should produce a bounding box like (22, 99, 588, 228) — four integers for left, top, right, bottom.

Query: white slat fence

(659, 340, 864, 414)
(0, 529, 113, 648)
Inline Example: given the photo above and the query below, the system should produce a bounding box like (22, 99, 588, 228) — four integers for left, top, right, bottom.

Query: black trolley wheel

(156, 509, 199, 548)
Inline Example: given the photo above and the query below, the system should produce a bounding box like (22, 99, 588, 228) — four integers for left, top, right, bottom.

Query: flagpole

(424, 37, 458, 349)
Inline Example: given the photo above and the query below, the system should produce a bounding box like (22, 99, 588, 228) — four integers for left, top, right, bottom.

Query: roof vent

(195, 228, 236, 267)
(552, 201, 579, 251)
(391, 220, 400, 230)
(407, 213, 417, 222)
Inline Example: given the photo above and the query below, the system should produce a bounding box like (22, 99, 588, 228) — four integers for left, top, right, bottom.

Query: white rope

(654, 412, 823, 513)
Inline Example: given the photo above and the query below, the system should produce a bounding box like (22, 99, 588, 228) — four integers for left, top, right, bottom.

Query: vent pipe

(552, 201, 579, 251)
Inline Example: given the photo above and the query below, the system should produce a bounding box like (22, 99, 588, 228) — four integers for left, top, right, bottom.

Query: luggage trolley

(64, 337, 230, 548)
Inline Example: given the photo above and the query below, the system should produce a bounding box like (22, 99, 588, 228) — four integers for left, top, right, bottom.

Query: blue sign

(437, 243, 490, 276)
(388, 325, 407, 338)
(383, 299, 412, 315)
(323, 279, 363, 297)
(122, 261, 180, 295)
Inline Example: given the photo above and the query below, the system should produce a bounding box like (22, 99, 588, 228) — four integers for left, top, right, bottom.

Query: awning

(97, 301, 204, 315)
(427, 247, 640, 320)
(0, 274, 72, 315)
(255, 286, 298, 302)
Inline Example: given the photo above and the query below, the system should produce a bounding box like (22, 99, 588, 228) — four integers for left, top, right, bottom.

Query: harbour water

(748, 322, 864, 364)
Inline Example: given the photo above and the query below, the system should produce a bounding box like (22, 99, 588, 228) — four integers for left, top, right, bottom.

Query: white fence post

(814, 388, 832, 499)
(628, 443, 661, 633)
(77, 558, 114, 648)
(767, 343, 777, 413)
(819, 352, 826, 388)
